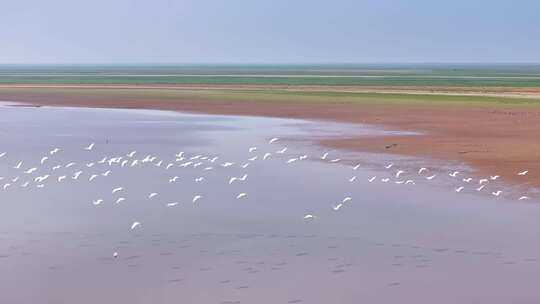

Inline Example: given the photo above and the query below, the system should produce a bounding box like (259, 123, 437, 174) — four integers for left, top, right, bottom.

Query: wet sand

(1, 85, 540, 188)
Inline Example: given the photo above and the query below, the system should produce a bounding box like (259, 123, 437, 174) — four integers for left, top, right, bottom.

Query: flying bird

(395, 170, 404, 178)
(519, 196, 530, 200)
(518, 170, 528, 176)
(455, 186, 464, 192)
(332, 203, 343, 211)
(492, 190, 502, 196)
(248, 147, 257, 153)
(276, 147, 287, 154)
(385, 163, 394, 169)
(112, 187, 124, 194)
(490, 175, 500, 180)
(192, 195, 202, 203)
(14, 161, 23, 169)
(130, 221, 141, 230)
(236, 193, 247, 199)
(24, 168, 37, 174)
(449, 171, 459, 177)
(426, 175, 436, 180)
(148, 192, 158, 199)
(418, 168, 427, 174)
(368, 176, 377, 182)
(84, 143, 95, 151)
(268, 138, 279, 144)
(49, 148, 60, 155)
(92, 199, 103, 206)
(166, 202, 179, 207)
(115, 197, 125, 204)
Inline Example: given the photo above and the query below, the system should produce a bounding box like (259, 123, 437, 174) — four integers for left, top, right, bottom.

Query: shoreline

(1, 85, 540, 188)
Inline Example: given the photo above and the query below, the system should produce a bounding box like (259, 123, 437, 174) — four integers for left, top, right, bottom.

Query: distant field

(2, 86, 540, 108)
(2, 64, 540, 87)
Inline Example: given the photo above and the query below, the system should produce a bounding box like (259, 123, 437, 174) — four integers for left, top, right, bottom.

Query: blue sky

(1, 0, 539, 64)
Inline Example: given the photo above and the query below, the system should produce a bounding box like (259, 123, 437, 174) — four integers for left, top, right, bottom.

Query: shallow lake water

(0, 104, 539, 304)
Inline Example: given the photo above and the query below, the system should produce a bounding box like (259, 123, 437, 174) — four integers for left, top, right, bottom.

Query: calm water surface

(0, 104, 539, 304)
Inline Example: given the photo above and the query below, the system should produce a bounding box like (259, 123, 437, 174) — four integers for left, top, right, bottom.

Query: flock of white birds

(0, 137, 534, 257)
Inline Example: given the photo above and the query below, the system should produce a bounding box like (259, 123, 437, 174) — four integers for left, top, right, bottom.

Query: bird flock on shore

(0, 137, 535, 257)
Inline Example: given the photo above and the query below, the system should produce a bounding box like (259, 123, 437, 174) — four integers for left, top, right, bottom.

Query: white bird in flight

(426, 174, 436, 180)
(395, 170, 404, 178)
(248, 147, 257, 153)
(303, 214, 317, 220)
(269, 137, 279, 144)
(130, 221, 141, 230)
(14, 161, 23, 169)
(167, 202, 179, 207)
(490, 175, 499, 181)
(192, 195, 202, 203)
(85, 143, 95, 151)
(276, 147, 287, 154)
(148, 192, 158, 199)
(418, 168, 427, 174)
(24, 168, 37, 174)
(385, 163, 394, 169)
(455, 186, 464, 192)
(332, 203, 343, 211)
(236, 193, 247, 199)
(492, 190, 502, 196)
(449, 171, 459, 177)
(519, 196, 529, 200)
(115, 197, 125, 204)
(368, 176, 377, 182)
(40, 157, 48, 164)
(92, 199, 103, 206)
(518, 170, 528, 176)
(321, 152, 329, 160)
(112, 187, 124, 194)
(349, 176, 357, 182)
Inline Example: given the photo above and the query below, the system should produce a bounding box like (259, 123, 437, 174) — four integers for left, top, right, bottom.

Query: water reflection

(0, 105, 539, 304)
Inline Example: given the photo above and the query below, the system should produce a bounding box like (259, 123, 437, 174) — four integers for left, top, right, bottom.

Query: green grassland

(2, 64, 540, 87)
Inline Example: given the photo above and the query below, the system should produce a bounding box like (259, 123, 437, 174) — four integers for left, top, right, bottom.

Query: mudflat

(1, 85, 540, 187)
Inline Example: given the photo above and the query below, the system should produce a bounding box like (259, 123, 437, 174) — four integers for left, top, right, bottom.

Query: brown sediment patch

(1, 85, 540, 188)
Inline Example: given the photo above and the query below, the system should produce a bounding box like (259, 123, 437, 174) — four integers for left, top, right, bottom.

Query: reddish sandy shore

(1, 85, 540, 188)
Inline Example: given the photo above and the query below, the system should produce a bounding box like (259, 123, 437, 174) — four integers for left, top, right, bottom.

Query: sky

(1, 0, 540, 64)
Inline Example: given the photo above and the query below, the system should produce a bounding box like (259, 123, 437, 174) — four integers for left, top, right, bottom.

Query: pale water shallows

(0, 104, 539, 304)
